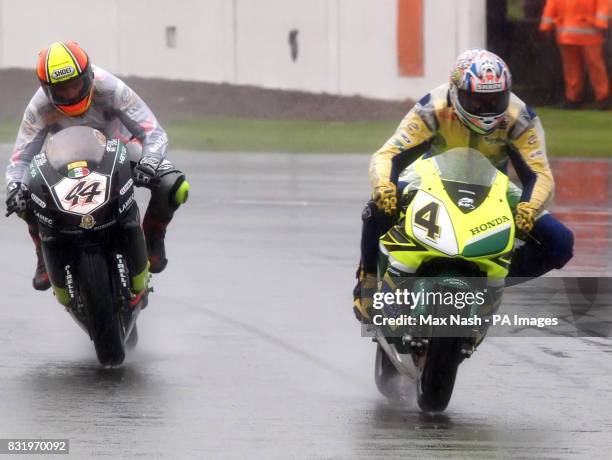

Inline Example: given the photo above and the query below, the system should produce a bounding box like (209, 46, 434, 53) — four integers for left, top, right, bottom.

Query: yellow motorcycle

(371, 147, 515, 411)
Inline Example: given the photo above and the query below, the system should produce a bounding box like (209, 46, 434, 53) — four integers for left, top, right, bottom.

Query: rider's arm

(5, 92, 49, 186)
(369, 95, 436, 189)
(507, 107, 555, 212)
(112, 78, 168, 164)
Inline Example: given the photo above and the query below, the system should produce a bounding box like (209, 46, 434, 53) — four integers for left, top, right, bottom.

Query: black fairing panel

(24, 139, 136, 232)
(441, 180, 491, 214)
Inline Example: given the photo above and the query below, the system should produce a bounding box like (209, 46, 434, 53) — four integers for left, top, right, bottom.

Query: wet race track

(0, 147, 611, 458)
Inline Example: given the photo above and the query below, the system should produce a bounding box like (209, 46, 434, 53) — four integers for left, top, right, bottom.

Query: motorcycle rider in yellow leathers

(353, 49, 574, 322)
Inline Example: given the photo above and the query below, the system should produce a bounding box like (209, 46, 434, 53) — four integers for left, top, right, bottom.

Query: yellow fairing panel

(381, 156, 514, 278)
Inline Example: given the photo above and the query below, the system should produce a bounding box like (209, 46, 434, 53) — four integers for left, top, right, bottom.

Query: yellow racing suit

(369, 83, 555, 212)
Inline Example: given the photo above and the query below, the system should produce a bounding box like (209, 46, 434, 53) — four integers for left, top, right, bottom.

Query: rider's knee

(552, 224, 574, 269)
(150, 162, 189, 216)
(537, 215, 574, 269)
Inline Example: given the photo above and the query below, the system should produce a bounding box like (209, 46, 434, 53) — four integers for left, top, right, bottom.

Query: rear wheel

(78, 252, 125, 366)
(416, 337, 462, 412)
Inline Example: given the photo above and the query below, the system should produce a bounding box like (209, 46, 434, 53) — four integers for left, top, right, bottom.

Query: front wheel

(416, 337, 462, 412)
(78, 252, 125, 366)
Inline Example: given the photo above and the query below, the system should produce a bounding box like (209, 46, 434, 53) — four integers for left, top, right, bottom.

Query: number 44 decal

(414, 201, 441, 240)
(64, 180, 103, 207)
(53, 172, 109, 215)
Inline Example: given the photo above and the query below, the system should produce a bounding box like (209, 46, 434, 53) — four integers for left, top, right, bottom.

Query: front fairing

(24, 137, 135, 234)
(383, 148, 515, 278)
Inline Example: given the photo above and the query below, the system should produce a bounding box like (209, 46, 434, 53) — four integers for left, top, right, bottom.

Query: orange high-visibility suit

(540, 0, 610, 103)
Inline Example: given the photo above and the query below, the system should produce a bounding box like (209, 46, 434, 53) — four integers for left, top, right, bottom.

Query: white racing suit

(6, 65, 187, 278)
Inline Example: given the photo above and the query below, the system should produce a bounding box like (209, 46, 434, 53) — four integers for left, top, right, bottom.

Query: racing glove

(515, 202, 537, 234)
(133, 156, 160, 188)
(373, 182, 398, 216)
(5, 182, 26, 217)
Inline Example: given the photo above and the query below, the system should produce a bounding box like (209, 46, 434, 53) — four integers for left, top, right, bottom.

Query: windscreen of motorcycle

(432, 147, 497, 187)
(45, 126, 106, 172)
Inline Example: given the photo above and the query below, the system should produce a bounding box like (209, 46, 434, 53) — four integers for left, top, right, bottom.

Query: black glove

(133, 157, 160, 188)
(5, 182, 26, 217)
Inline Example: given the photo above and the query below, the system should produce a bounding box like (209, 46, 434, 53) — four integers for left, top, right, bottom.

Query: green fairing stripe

(175, 180, 190, 205)
(462, 228, 511, 258)
(132, 262, 150, 293)
(53, 286, 71, 306)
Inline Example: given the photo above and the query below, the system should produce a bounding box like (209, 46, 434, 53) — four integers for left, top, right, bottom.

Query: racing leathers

(7, 65, 188, 285)
(355, 83, 574, 320)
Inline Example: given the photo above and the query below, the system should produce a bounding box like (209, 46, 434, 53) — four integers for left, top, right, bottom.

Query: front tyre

(416, 337, 462, 412)
(78, 252, 125, 366)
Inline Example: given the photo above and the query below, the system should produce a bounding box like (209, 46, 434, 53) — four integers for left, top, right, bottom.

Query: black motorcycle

(23, 126, 150, 366)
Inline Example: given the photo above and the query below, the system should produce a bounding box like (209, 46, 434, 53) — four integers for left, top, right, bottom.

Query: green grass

(165, 117, 395, 154)
(0, 121, 18, 143)
(536, 108, 612, 157)
(1, 108, 611, 156)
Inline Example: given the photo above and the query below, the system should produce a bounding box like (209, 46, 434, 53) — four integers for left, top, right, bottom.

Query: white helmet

(449, 49, 512, 135)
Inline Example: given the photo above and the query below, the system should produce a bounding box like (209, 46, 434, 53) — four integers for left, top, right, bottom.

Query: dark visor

(458, 89, 510, 117)
(47, 71, 93, 106)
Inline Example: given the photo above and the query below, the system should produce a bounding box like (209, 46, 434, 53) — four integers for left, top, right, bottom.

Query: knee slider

(173, 176, 190, 206)
(153, 169, 188, 212)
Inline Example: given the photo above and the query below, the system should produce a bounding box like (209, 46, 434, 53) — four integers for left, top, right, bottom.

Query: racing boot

(353, 264, 377, 324)
(32, 243, 50, 291)
(142, 213, 169, 273)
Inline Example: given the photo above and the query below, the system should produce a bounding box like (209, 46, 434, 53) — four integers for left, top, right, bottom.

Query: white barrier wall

(0, 0, 486, 100)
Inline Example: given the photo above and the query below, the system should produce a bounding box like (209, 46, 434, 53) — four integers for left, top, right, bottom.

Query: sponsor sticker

(67, 161, 87, 171)
(34, 210, 53, 226)
(106, 139, 119, 152)
(118, 193, 135, 214)
(119, 178, 133, 196)
(529, 150, 544, 159)
(79, 214, 96, 229)
(34, 154, 47, 167)
(469, 215, 511, 236)
(65, 265, 75, 299)
(476, 82, 503, 91)
(457, 197, 475, 210)
(30, 193, 46, 209)
(118, 145, 128, 164)
(399, 133, 412, 145)
(68, 167, 91, 179)
(51, 66, 76, 81)
(407, 122, 420, 134)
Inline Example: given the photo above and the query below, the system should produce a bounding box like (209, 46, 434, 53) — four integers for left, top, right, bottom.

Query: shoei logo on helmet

(476, 82, 503, 91)
(52, 66, 76, 80)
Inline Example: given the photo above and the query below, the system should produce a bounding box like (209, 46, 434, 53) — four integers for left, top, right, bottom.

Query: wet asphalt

(0, 147, 611, 459)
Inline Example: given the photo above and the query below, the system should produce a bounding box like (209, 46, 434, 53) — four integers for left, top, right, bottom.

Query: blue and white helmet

(449, 49, 512, 135)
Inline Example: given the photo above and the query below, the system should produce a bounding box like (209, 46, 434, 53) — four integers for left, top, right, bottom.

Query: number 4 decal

(414, 201, 441, 240)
